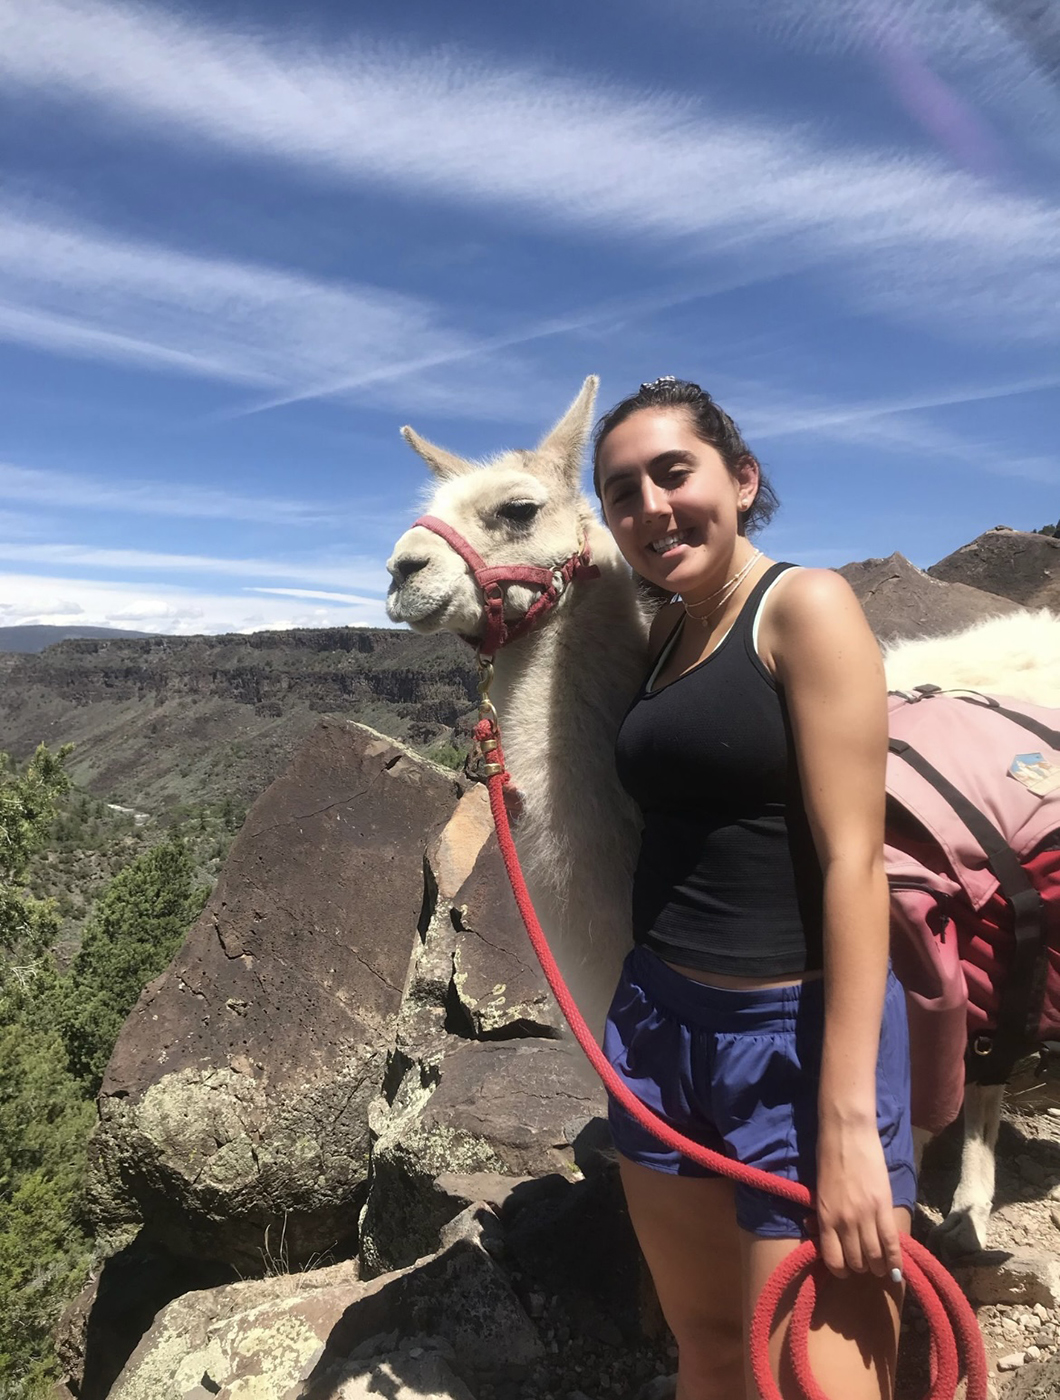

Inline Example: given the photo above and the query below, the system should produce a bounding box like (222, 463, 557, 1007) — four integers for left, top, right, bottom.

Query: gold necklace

(681, 549, 762, 628)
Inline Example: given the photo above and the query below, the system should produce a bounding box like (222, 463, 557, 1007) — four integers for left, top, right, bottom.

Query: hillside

(0, 625, 152, 653)
(0, 627, 477, 815)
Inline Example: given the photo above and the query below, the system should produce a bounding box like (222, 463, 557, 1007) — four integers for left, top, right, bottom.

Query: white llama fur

(387, 376, 1059, 1246)
(884, 609, 1060, 704)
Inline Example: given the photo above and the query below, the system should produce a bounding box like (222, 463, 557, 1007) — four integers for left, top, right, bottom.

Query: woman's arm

(766, 568, 902, 1281)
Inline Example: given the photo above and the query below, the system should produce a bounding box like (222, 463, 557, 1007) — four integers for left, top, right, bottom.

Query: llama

(386, 376, 1060, 1250)
(387, 376, 648, 1036)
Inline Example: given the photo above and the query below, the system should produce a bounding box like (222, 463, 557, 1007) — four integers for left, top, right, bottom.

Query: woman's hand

(815, 1118, 902, 1280)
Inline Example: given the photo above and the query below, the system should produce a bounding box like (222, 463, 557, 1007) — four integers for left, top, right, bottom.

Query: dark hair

(591, 377, 779, 535)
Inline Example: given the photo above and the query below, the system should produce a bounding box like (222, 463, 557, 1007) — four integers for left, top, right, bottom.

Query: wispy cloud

(742, 370, 1060, 440)
(0, 539, 389, 592)
(3, 1, 1060, 346)
(0, 571, 392, 633)
(739, 375, 1060, 484)
(815, 412, 1059, 485)
(248, 585, 376, 603)
(0, 203, 511, 409)
(688, 1, 1060, 165)
(0, 459, 339, 526)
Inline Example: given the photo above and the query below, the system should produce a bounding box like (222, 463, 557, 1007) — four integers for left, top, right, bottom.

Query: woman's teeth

(650, 531, 688, 554)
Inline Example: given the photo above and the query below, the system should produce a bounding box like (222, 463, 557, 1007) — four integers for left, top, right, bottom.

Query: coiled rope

(471, 710, 987, 1400)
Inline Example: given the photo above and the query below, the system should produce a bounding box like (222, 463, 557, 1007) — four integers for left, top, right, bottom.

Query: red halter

(411, 514, 600, 659)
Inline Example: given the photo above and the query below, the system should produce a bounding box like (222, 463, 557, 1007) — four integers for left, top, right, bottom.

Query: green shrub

(57, 839, 208, 1092)
(423, 741, 467, 772)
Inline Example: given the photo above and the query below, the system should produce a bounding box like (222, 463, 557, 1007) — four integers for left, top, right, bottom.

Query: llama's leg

(620, 1160, 745, 1400)
(933, 1082, 1004, 1255)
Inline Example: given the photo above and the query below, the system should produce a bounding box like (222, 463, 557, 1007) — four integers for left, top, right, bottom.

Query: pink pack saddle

(885, 689, 1060, 1134)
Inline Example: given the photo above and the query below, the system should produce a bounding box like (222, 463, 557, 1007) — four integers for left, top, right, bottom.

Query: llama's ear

(400, 426, 475, 480)
(535, 375, 599, 485)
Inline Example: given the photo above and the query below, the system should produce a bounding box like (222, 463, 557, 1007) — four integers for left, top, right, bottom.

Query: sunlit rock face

(88, 720, 465, 1272)
(837, 551, 1018, 642)
(927, 527, 1060, 612)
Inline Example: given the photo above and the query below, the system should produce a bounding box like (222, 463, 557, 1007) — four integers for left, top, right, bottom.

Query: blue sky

(1, 0, 1057, 634)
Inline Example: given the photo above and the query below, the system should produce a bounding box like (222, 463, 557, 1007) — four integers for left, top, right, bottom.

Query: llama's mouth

(386, 589, 450, 631)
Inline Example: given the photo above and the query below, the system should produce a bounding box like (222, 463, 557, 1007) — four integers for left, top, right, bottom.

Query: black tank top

(614, 562, 824, 976)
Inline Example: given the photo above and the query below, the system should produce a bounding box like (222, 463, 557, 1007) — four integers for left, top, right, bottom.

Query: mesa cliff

(0, 628, 477, 816)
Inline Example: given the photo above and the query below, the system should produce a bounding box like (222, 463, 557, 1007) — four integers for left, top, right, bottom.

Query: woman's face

(596, 407, 757, 595)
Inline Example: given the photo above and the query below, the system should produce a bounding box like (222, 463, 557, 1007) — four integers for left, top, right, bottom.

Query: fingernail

(890, 1268, 903, 1284)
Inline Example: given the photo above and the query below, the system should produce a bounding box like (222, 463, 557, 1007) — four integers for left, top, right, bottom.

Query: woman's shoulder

(770, 566, 863, 629)
(760, 566, 877, 676)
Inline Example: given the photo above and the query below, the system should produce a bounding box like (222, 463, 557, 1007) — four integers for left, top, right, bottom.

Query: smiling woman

(593, 377, 913, 1400)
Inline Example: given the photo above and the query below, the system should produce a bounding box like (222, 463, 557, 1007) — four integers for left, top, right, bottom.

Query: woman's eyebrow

(601, 467, 636, 497)
(648, 449, 696, 470)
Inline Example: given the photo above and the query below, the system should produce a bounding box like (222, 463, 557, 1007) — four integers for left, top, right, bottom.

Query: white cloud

(248, 585, 383, 603)
(742, 371, 1060, 440)
(0, 571, 393, 633)
(0, 203, 503, 408)
(677, 1, 1060, 169)
(0, 539, 389, 592)
(2, 1, 1059, 345)
(0, 460, 338, 527)
(739, 377, 1060, 484)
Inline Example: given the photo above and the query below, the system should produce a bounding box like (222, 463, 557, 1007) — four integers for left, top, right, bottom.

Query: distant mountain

(0, 626, 477, 816)
(927, 527, 1060, 610)
(0, 624, 153, 653)
(837, 552, 1019, 642)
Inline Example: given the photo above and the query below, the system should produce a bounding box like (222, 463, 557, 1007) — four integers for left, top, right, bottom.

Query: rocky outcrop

(927, 528, 1060, 610)
(447, 839, 566, 1040)
(837, 552, 1020, 641)
(359, 1040, 603, 1276)
(63, 717, 676, 1400)
(88, 721, 466, 1271)
(98, 1182, 662, 1400)
(105, 1210, 544, 1400)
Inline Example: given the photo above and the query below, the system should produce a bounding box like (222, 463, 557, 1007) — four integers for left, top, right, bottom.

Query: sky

(1, 0, 1058, 635)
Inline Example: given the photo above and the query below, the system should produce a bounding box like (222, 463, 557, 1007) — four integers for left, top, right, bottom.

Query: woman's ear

(735, 455, 760, 515)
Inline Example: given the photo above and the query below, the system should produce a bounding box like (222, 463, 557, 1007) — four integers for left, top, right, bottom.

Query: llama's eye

(496, 500, 540, 524)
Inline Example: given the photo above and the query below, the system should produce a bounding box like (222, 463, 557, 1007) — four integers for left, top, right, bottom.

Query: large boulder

(105, 1214, 543, 1400)
(837, 552, 1019, 641)
(387, 787, 560, 1070)
(87, 722, 465, 1270)
(359, 1039, 605, 1276)
(106, 1260, 362, 1400)
(927, 528, 1060, 609)
(448, 836, 565, 1040)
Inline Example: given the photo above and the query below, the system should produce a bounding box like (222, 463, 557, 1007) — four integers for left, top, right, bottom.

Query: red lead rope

(472, 714, 987, 1400)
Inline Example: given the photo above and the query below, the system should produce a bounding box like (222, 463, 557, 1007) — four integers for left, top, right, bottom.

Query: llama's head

(387, 376, 599, 642)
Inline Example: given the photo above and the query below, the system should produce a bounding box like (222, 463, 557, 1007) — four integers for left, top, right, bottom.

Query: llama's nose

(389, 554, 429, 584)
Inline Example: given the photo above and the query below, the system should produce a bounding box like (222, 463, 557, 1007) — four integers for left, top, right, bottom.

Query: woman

(593, 378, 916, 1400)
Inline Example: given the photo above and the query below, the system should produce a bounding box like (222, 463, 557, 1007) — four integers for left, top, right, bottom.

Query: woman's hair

(591, 377, 779, 535)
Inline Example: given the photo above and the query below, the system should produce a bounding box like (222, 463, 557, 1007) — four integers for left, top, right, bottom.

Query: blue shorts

(604, 946, 918, 1238)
